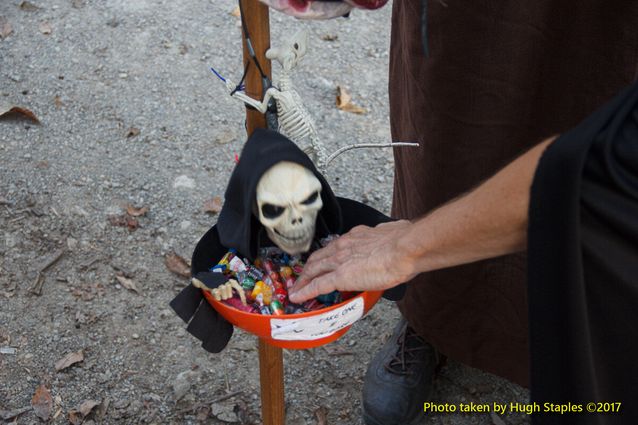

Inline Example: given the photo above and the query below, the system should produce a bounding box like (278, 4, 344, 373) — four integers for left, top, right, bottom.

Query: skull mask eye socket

(301, 191, 319, 205)
(261, 203, 285, 219)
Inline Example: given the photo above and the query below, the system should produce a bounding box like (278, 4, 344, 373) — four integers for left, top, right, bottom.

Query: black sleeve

(528, 82, 638, 425)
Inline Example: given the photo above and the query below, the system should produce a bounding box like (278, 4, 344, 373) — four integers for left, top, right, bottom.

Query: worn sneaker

(362, 318, 437, 425)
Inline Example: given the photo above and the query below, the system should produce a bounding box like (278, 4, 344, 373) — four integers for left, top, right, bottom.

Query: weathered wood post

(239, 2, 285, 424)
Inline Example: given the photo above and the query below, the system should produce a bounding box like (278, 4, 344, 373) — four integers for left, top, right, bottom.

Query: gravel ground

(1, 1, 530, 424)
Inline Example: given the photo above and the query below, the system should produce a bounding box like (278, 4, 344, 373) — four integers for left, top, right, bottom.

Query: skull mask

(256, 161, 323, 255)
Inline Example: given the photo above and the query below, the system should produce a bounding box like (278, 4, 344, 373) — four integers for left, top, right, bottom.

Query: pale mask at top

(256, 161, 323, 255)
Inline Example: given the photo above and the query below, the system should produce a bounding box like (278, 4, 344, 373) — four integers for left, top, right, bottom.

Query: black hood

(217, 128, 342, 260)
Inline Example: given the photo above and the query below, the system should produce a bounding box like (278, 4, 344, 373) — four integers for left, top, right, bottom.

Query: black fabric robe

(528, 82, 638, 424)
(390, 0, 638, 386)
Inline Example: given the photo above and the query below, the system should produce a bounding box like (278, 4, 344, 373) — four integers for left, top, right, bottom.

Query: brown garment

(390, 0, 638, 387)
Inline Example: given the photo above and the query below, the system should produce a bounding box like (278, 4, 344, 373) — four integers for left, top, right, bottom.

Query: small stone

(179, 220, 191, 230)
(66, 237, 78, 250)
(126, 400, 143, 416)
(215, 130, 235, 145)
(113, 398, 130, 410)
(172, 370, 199, 401)
(173, 175, 195, 190)
(98, 372, 111, 384)
(131, 333, 139, 339)
(143, 393, 161, 402)
(0, 346, 17, 355)
(210, 402, 239, 423)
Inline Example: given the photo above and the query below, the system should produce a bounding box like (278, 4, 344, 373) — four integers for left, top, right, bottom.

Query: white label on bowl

(270, 297, 364, 341)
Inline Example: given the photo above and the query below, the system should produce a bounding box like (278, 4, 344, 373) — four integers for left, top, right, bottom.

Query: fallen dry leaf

(0, 406, 31, 421)
(52, 407, 62, 420)
(68, 410, 82, 425)
(75, 309, 98, 326)
(203, 196, 223, 215)
(0, 103, 40, 123)
(336, 86, 367, 114)
(31, 384, 53, 421)
(107, 214, 139, 231)
(54, 95, 63, 108)
(55, 349, 84, 371)
(0, 17, 12, 39)
(39, 21, 52, 35)
(70, 402, 99, 425)
(126, 127, 140, 138)
(126, 204, 149, 217)
(79, 400, 100, 417)
(321, 34, 338, 41)
(230, 6, 240, 17)
(165, 252, 191, 278)
(115, 274, 139, 294)
(96, 399, 109, 420)
(19, 1, 40, 11)
(196, 406, 210, 422)
(314, 406, 329, 425)
(70, 283, 104, 302)
(0, 330, 9, 345)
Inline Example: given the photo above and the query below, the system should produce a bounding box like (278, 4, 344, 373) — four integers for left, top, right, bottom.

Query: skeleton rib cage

(218, 29, 416, 173)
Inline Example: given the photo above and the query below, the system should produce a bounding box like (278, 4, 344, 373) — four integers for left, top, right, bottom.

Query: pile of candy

(210, 237, 341, 315)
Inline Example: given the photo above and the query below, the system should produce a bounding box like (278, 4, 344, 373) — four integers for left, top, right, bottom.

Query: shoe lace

(384, 324, 427, 376)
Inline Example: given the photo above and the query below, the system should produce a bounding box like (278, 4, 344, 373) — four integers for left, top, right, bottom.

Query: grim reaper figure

(170, 129, 404, 352)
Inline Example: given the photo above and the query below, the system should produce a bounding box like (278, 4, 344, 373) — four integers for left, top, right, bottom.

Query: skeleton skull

(266, 30, 308, 72)
(256, 161, 323, 255)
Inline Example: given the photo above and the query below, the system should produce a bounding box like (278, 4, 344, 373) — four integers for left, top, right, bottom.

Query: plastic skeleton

(218, 30, 417, 171)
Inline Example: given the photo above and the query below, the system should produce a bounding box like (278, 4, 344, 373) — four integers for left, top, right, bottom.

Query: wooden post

(239, 2, 285, 425)
(258, 339, 285, 425)
(240, 0, 272, 135)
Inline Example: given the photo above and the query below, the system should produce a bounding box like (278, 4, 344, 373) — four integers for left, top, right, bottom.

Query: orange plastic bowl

(191, 198, 393, 349)
(203, 289, 383, 349)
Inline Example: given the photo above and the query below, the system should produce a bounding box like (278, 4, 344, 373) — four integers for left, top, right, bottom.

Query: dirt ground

(1, 1, 530, 424)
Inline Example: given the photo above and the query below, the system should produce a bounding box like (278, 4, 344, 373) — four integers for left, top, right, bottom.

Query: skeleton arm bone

(289, 137, 556, 303)
(226, 78, 278, 114)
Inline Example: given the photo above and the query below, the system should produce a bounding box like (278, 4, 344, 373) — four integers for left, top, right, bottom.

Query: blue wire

(210, 67, 226, 82)
(210, 67, 245, 91)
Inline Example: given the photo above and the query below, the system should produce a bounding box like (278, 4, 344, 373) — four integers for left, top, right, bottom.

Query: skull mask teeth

(256, 161, 323, 255)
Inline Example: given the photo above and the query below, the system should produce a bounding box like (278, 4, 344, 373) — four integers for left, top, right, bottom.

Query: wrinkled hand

(289, 220, 416, 303)
(258, 1, 388, 20)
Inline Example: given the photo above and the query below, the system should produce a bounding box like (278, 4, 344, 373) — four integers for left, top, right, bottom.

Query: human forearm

(400, 137, 555, 275)
(289, 137, 555, 303)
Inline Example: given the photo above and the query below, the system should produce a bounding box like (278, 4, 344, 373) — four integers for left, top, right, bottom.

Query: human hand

(289, 220, 416, 303)
(258, 1, 388, 20)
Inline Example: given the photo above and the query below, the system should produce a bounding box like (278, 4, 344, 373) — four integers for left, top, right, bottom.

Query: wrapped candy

(212, 237, 341, 315)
